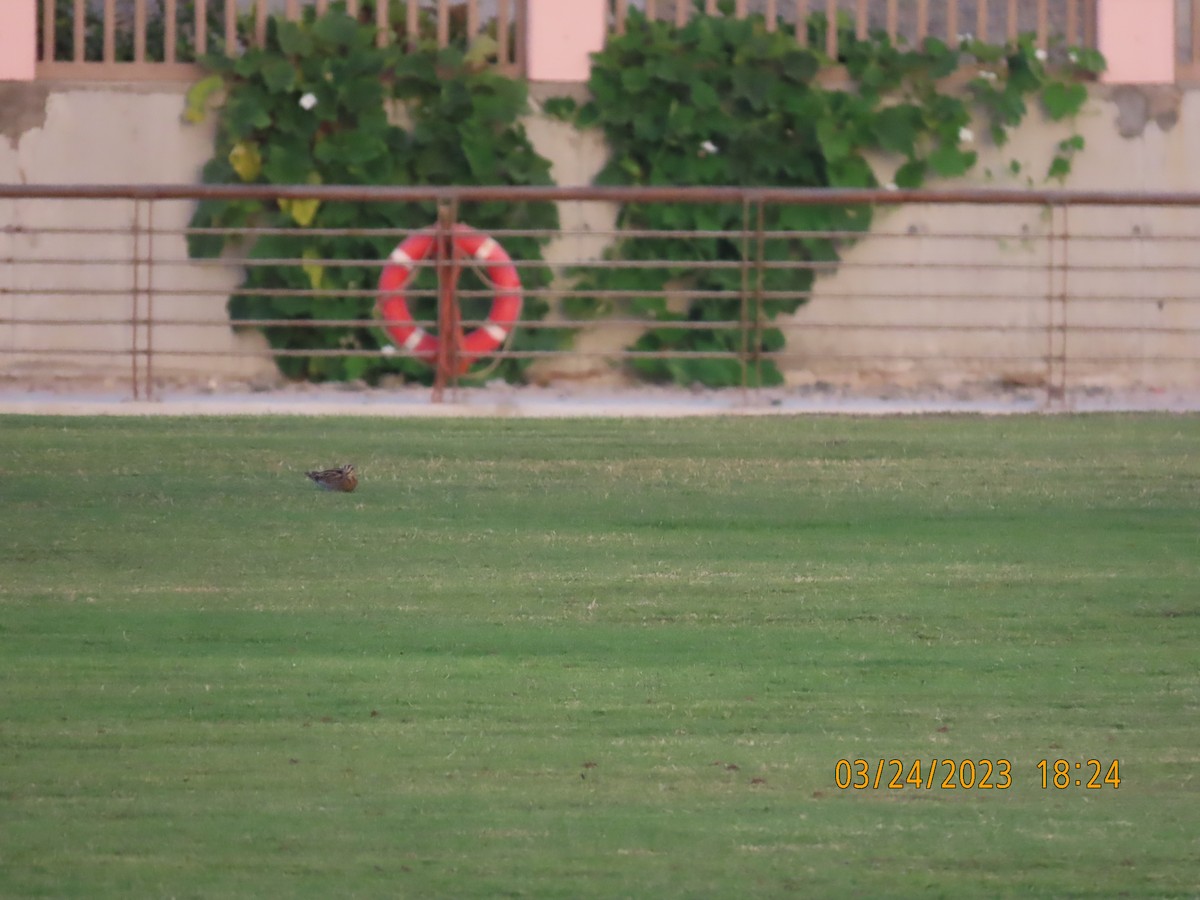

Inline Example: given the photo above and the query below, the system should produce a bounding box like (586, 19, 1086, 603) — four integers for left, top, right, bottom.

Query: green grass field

(2, 413, 1198, 898)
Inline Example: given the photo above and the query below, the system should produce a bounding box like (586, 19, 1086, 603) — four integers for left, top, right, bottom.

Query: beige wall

(0, 83, 271, 381)
(785, 85, 1200, 389)
(1, 81, 1198, 388)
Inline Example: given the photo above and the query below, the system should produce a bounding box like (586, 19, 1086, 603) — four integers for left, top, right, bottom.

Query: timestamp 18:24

(1037, 759, 1121, 789)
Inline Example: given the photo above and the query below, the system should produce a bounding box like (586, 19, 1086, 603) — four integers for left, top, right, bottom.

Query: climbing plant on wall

(186, 3, 559, 384)
(563, 7, 1104, 387)
(186, 2, 1103, 387)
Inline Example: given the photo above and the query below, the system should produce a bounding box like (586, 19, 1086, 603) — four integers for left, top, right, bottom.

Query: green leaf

(893, 158, 927, 189)
(1068, 47, 1107, 76)
(182, 74, 224, 125)
(1005, 45, 1042, 93)
(1041, 81, 1087, 121)
(781, 50, 819, 85)
(233, 48, 266, 79)
(279, 186, 322, 228)
(855, 61, 887, 91)
(621, 68, 653, 94)
(300, 247, 324, 288)
(816, 119, 852, 163)
(462, 131, 498, 178)
(310, 11, 362, 49)
(871, 104, 921, 156)
(228, 141, 263, 182)
(690, 80, 720, 110)
(261, 143, 313, 184)
(542, 96, 577, 121)
(576, 101, 602, 129)
(341, 354, 370, 381)
(731, 67, 773, 110)
(922, 37, 960, 79)
(759, 327, 786, 353)
(1047, 155, 1072, 182)
(826, 156, 875, 188)
(276, 20, 313, 57)
(314, 130, 387, 168)
(224, 91, 273, 136)
(464, 34, 500, 67)
(928, 144, 977, 178)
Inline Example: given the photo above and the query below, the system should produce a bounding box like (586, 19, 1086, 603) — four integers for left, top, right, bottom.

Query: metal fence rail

(2, 184, 1199, 408)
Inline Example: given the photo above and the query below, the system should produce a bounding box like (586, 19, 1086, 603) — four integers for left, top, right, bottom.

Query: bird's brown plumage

(306, 464, 358, 492)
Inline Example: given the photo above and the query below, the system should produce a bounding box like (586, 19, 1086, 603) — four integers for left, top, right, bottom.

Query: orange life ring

(375, 224, 522, 370)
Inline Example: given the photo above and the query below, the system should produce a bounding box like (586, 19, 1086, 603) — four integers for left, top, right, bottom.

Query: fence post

(740, 198, 751, 393)
(524, 0, 606, 82)
(1046, 203, 1069, 409)
(432, 200, 462, 404)
(131, 199, 145, 400)
(753, 197, 766, 391)
(0, 0, 35, 80)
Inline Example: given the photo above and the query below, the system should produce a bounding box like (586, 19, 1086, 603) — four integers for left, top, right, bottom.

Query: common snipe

(306, 463, 358, 492)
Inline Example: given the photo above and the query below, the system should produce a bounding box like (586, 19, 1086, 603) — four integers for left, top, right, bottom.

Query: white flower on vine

(299, 92, 318, 111)
(958, 127, 975, 144)
(979, 69, 999, 82)
(699, 139, 719, 156)
(1035, 48, 1048, 62)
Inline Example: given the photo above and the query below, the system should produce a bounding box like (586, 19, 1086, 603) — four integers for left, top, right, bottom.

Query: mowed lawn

(1, 413, 1197, 898)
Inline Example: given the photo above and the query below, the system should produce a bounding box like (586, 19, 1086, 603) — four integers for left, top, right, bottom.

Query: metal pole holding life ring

(375, 204, 523, 401)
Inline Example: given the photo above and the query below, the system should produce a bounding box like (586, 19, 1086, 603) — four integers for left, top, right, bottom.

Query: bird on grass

(306, 463, 358, 493)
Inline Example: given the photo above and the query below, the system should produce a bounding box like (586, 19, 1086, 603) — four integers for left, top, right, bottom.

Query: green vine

(567, 6, 1104, 387)
(186, 1, 1103, 388)
(186, 2, 559, 384)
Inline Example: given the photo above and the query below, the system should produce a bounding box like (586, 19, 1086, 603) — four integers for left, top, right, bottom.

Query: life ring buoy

(375, 224, 522, 371)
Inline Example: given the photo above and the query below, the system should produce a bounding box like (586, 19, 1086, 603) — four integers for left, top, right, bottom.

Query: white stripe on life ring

(402, 328, 428, 351)
(484, 324, 509, 344)
(473, 237, 499, 261)
(389, 246, 413, 265)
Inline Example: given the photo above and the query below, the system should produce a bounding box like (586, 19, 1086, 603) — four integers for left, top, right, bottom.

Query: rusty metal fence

(2, 184, 1199, 408)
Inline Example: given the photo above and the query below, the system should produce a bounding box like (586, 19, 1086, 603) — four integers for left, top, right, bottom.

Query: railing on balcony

(35, 0, 525, 81)
(30, 0, 1200, 85)
(616, 0, 1097, 55)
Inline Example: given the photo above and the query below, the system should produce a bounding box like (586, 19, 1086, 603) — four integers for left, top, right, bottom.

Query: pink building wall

(524, 0, 607, 83)
(1097, 0, 1176, 84)
(523, 0, 1178, 85)
(0, 0, 36, 81)
(1, 0, 1182, 86)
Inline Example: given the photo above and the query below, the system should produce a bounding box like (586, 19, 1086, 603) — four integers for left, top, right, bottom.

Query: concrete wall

(785, 84, 1200, 390)
(1, 80, 1198, 388)
(0, 83, 269, 382)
